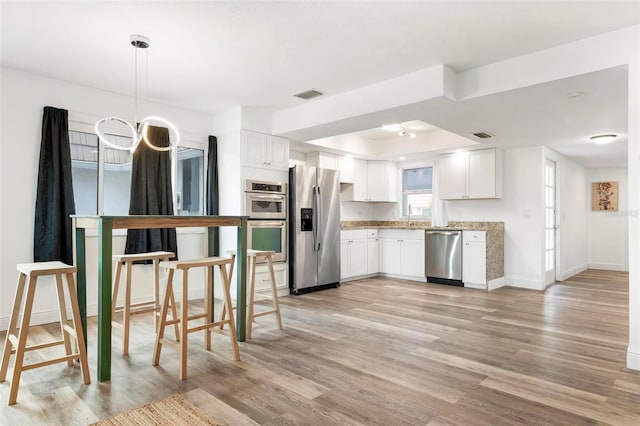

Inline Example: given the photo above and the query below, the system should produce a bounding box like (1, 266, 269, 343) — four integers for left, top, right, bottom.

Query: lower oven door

(247, 220, 287, 263)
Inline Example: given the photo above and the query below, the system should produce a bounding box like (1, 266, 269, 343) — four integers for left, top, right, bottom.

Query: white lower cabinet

(253, 262, 287, 291)
(340, 230, 368, 280)
(462, 230, 487, 289)
(379, 238, 401, 275)
(367, 230, 379, 274)
(378, 229, 425, 280)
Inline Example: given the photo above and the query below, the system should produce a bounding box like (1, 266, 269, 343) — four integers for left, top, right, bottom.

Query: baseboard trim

(627, 348, 640, 371)
(377, 273, 427, 283)
(488, 277, 506, 291)
(559, 263, 589, 281)
(464, 282, 486, 290)
(341, 273, 378, 283)
(588, 262, 629, 272)
(505, 276, 544, 291)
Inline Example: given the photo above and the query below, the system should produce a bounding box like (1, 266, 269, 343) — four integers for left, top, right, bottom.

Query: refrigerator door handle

(312, 186, 320, 251)
(317, 186, 323, 251)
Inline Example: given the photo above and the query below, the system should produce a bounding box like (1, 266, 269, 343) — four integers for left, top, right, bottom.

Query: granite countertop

(340, 221, 504, 231)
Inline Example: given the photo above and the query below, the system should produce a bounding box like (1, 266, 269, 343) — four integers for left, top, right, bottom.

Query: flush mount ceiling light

(95, 35, 180, 153)
(590, 134, 617, 145)
(383, 124, 416, 138)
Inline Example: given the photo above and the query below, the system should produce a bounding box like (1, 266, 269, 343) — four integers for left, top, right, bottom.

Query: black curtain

(206, 135, 220, 256)
(125, 125, 178, 261)
(34, 106, 76, 264)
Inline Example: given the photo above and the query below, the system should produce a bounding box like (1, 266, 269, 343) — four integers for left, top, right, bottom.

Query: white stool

(111, 251, 177, 355)
(223, 249, 283, 339)
(0, 262, 90, 405)
(153, 257, 240, 380)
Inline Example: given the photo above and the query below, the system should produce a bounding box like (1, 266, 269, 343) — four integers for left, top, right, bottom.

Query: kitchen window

(69, 129, 205, 216)
(402, 166, 432, 218)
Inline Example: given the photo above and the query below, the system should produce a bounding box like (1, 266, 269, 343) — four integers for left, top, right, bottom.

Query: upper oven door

(245, 192, 286, 219)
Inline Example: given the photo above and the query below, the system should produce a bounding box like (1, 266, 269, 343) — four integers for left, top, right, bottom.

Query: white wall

(587, 168, 628, 271)
(0, 67, 214, 329)
(447, 146, 545, 289)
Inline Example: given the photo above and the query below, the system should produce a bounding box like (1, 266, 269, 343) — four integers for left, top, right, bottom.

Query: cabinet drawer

(367, 229, 378, 238)
(463, 230, 486, 243)
(253, 264, 286, 291)
(379, 229, 425, 240)
(341, 229, 368, 240)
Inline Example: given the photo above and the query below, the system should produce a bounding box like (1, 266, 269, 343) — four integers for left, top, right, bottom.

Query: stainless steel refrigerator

(289, 165, 341, 294)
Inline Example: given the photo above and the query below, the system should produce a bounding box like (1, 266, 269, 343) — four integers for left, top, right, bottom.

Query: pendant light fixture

(95, 35, 180, 153)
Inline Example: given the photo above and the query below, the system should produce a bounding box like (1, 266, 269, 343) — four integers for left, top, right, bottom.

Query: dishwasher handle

(426, 231, 460, 236)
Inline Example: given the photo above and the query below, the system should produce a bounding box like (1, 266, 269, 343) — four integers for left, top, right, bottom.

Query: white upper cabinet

(306, 152, 339, 170)
(342, 160, 397, 202)
(339, 157, 355, 184)
(439, 148, 502, 200)
(241, 130, 289, 170)
(438, 154, 467, 198)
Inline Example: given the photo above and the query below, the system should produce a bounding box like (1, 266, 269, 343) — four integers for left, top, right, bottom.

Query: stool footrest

(21, 353, 81, 371)
(252, 310, 277, 319)
(187, 321, 229, 333)
(24, 339, 66, 352)
(62, 324, 77, 339)
(114, 300, 157, 311)
(7, 334, 18, 349)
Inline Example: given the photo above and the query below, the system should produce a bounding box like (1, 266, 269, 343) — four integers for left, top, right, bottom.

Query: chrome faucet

(407, 203, 412, 227)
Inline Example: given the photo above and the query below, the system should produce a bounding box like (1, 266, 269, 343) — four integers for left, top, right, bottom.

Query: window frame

(400, 164, 434, 220)
(68, 115, 208, 217)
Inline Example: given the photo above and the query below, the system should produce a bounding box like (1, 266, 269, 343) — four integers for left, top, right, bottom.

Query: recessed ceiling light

(399, 156, 406, 160)
(590, 134, 617, 144)
(409, 132, 416, 138)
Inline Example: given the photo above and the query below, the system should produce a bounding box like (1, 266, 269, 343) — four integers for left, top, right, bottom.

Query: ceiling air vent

(472, 132, 493, 139)
(293, 89, 325, 100)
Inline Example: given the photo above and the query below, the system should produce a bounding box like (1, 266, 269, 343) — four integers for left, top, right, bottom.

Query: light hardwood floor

(1, 269, 639, 425)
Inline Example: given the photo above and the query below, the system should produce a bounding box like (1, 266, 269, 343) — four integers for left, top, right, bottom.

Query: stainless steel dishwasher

(425, 230, 463, 286)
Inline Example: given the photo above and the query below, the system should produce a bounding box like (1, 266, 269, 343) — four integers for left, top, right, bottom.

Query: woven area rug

(91, 394, 220, 425)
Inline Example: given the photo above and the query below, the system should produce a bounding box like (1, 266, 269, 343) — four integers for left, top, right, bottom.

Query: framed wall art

(591, 181, 618, 211)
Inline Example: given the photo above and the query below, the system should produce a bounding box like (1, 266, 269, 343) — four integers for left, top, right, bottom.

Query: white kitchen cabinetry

(462, 230, 487, 289)
(253, 262, 288, 292)
(342, 160, 397, 202)
(439, 148, 502, 199)
(367, 229, 379, 274)
(339, 157, 355, 184)
(378, 229, 425, 281)
(340, 230, 368, 280)
(241, 130, 289, 170)
(306, 152, 339, 170)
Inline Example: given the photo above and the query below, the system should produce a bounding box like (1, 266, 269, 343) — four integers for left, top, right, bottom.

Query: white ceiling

(1, 1, 638, 167)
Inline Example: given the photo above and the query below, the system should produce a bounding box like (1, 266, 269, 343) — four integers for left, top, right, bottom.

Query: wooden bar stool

(111, 251, 177, 355)
(0, 262, 90, 405)
(222, 249, 283, 339)
(153, 257, 240, 380)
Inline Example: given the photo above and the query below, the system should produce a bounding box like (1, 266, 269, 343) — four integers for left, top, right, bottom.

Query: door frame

(544, 157, 560, 286)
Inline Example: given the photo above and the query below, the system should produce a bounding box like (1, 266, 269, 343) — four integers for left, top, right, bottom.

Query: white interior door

(545, 159, 558, 286)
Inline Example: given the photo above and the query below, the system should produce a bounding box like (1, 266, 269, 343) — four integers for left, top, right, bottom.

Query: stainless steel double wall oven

(244, 180, 287, 263)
